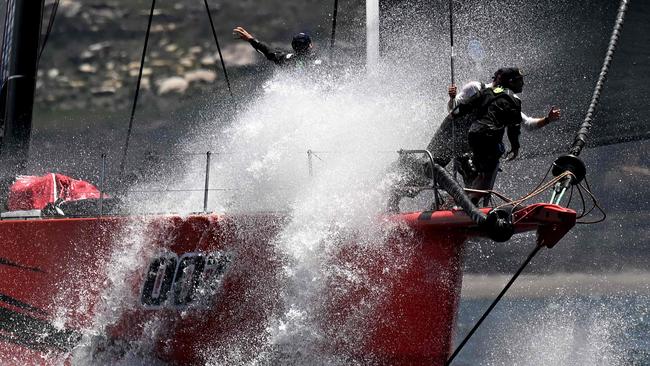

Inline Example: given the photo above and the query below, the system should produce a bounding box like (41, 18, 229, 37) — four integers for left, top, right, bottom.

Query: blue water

(453, 295, 650, 366)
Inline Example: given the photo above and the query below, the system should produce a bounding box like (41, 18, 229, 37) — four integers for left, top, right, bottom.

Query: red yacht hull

(0, 204, 575, 365)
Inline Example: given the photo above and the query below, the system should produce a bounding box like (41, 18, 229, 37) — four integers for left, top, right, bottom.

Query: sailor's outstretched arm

(521, 106, 561, 130)
(233, 26, 286, 64)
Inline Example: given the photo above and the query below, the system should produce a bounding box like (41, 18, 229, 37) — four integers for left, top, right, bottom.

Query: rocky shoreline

(36, 0, 271, 111)
(32, 0, 366, 112)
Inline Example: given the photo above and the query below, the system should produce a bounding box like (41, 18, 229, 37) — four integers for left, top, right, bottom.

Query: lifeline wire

(119, 0, 156, 178)
(203, 0, 234, 101)
(445, 244, 543, 365)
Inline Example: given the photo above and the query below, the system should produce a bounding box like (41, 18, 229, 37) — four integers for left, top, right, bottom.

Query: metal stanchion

(99, 153, 106, 217)
(203, 151, 211, 212)
(307, 149, 313, 178)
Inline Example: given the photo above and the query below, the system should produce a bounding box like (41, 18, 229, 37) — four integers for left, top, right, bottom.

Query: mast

(366, 0, 379, 70)
(0, 0, 44, 184)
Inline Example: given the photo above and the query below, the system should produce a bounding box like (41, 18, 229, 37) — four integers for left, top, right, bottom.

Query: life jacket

(456, 85, 518, 118)
(466, 86, 522, 154)
(459, 86, 521, 131)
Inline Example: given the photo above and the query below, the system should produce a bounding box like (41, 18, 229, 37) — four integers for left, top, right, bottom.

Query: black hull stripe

(0, 293, 47, 315)
(0, 258, 44, 273)
(0, 306, 81, 352)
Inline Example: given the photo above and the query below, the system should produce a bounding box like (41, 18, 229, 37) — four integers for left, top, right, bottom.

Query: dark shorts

(467, 130, 505, 173)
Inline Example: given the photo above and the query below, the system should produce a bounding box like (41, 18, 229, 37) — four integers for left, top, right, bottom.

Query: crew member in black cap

(431, 68, 560, 172)
(447, 68, 560, 135)
(462, 67, 526, 204)
(233, 26, 322, 68)
(388, 68, 558, 210)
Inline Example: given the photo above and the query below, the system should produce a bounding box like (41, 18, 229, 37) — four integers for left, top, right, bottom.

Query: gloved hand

(504, 148, 519, 161)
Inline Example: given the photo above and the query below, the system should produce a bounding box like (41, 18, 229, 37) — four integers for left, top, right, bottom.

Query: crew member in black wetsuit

(386, 68, 525, 211)
(428, 68, 560, 178)
(464, 67, 525, 204)
(233, 26, 322, 68)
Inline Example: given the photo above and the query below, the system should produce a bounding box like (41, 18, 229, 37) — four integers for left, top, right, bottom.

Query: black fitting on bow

(552, 154, 586, 185)
(481, 208, 514, 242)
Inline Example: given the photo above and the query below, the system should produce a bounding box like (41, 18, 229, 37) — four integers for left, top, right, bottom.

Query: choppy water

(454, 294, 650, 366)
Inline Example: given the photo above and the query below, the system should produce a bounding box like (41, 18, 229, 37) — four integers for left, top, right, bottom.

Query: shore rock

(184, 69, 217, 84)
(221, 43, 257, 67)
(157, 77, 189, 95)
(79, 63, 97, 73)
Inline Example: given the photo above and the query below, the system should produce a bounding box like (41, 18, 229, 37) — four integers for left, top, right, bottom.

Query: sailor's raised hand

(547, 106, 561, 123)
(448, 84, 457, 99)
(233, 26, 254, 41)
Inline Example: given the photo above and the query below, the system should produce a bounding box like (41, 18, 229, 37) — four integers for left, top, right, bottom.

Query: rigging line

(575, 183, 587, 218)
(576, 177, 606, 223)
(126, 188, 239, 193)
(119, 0, 156, 178)
(512, 204, 543, 225)
(463, 188, 512, 203)
(531, 164, 554, 197)
(577, 208, 606, 224)
(494, 171, 572, 211)
(575, 189, 606, 223)
(37, 0, 59, 67)
(310, 151, 324, 161)
(445, 244, 543, 366)
(203, 0, 234, 102)
(579, 191, 598, 218)
(330, 0, 339, 60)
(448, 0, 458, 179)
(577, 184, 596, 219)
(569, 0, 629, 157)
(511, 172, 573, 209)
(506, 162, 555, 209)
(448, 0, 455, 86)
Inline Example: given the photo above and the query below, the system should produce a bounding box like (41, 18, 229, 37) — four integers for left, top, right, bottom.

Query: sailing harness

(445, 0, 627, 364)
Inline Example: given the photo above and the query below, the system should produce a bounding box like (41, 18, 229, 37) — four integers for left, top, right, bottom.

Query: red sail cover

(7, 173, 102, 210)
